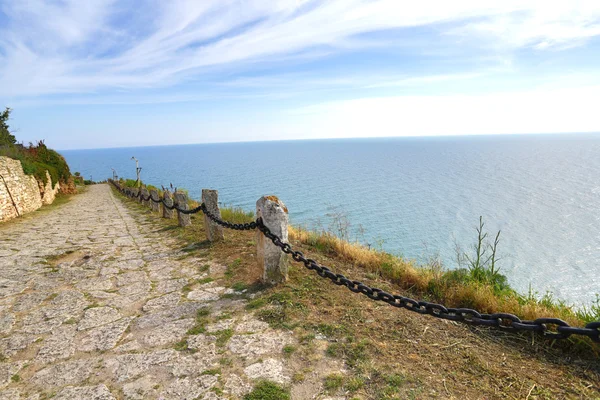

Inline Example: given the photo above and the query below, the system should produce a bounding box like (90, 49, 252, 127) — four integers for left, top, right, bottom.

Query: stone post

(162, 191, 174, 219)
(256, 195, 289, 284)
(141, 187, 150, 207)
(174, 192, 191, 227)
(202, 189, 224, 242)
(150, 189, 160, 212)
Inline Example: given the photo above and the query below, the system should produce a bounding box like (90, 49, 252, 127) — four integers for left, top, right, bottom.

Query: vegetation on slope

(0, 107, 72, 186)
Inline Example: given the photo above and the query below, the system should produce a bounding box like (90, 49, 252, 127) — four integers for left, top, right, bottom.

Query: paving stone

(0, 361, 25, 389)
(78, 317, 132, 352)
(0, 333, 38, 357)
(244, 358, 289, 384)
(229, 330, 294, 359)
(78, 306, 122, 331)
(142, 292, 180, 312)
(35, 325, 76, 363)
(224, 374, 252, 397)
(156, 278, 188, 294)
(0, 389, 20, 400)
(0, 313, 15, 335)
(234, 315, 270, 333)
(122, 376, 160, 399)
(32, 359, 94, 387)
(54, 384, 116, 400)
(104, 350, 176, 382)
(138, 318, 195, 347)
(159, 376, 217, 400)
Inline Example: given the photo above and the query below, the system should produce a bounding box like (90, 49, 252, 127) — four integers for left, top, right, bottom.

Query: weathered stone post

(202, 189, 224, 242)
(150, 189, 160, 212)
(174, 192, 191, 227)
(256, 196, 289, 284)
(162, 191, 174, 219)
(141, 187, 150, 207)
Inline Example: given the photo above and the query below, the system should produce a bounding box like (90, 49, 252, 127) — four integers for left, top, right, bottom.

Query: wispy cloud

(2, 1, 600, 100)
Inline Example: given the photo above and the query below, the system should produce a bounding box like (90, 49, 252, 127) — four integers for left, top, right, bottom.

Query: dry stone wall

(0, 156, 59, 222)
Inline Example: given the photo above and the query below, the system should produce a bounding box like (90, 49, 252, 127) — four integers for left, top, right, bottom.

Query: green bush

(0, 141, 71, 185)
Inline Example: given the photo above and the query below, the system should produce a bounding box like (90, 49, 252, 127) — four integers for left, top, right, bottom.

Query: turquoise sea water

(61, 134, 600, 306)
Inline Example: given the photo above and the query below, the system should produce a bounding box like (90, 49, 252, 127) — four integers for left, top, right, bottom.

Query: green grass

(220, 206, 255, 224)
(324, 374, 344, 392)
(214, 328, 234, 347)
(244, 380, 290, 400)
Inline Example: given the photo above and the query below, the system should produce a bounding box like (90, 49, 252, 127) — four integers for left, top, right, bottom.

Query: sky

(1, 1, 600, 150)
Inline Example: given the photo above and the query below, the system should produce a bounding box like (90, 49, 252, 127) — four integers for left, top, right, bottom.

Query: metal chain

(255, 218, 600, 343)
(108, 180, 600, 343)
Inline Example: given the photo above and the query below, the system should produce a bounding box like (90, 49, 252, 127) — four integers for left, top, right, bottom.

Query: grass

(324, 374, 344, 392)
(214, 328, 234, 347)
(244, 380, 290, 400)
(220, 206, 255, 224)
(187, 308, 210, 335)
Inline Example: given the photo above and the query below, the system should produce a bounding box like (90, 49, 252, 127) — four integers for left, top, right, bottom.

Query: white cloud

(1, 1, 600, 98)
(290, 86, 600, 138)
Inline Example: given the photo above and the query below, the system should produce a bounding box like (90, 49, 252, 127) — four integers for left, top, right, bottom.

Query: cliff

(0, 156, 60, 222)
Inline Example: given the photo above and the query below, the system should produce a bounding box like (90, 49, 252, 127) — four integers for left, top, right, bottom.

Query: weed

(197, 277, 214, 285)
(345, 376, 365, 392)
(202, 368, 221, 376)
(173, 339, 189, 351)
(282, 345, 296, 357)
(232, 282, 248, 291)
(244, 380, 290, 400)
(214, 329, 234, 347)
(324, 374, 344, 392)
(245, 298, 267, 310)
(11, 374, 20, 383)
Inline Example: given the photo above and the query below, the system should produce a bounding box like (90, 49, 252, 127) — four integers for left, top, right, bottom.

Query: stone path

(0, 185, 343, 400)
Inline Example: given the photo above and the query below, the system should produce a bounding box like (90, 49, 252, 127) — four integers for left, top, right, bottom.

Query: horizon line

(56, 131, 600, 152)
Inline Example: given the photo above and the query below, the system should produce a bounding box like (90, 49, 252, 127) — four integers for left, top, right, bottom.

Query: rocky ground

(0, 184, 341, 399)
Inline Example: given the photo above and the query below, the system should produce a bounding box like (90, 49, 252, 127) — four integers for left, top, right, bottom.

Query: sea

(61, 134, 600, 306)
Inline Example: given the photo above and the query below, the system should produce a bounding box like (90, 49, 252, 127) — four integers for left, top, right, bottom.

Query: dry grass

(289, 226, 589, 329)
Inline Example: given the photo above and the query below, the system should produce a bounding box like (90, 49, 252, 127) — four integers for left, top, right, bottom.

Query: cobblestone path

(0, 185, 342, 400)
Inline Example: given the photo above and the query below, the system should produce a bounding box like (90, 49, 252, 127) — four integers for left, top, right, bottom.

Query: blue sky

(1, 1, 600, 149)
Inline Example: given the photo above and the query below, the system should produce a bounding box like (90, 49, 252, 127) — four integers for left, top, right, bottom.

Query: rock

(234, 315, 270, 333)
(244, 358, 289, 384)
(138, 319, 195, 347)
(224, 374, 252, 397)
(206, 319, 234, 333)
(142, 292, 180, 312)
(122, 376, 160, 399)
(54, 384, 116, 400)
(155, 278, 188, 294)
(229, 331, 293, 359)
(78, 317, 132, 352)
(0, 334, 37, 357)
(159, 376, 217, 400)
(0, 389, 20, 400)
(36, 325, 76, 363)
(78, 306, 122, 331)
(32, 359, 94, 387)
(0, 361, 25, 389)
(104, 350, 176, 382)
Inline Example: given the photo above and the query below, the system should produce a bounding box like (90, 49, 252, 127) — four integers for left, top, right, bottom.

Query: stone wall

(40, 170, 61, 205)
(0, 156, 58, 222)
